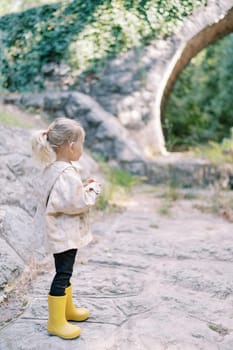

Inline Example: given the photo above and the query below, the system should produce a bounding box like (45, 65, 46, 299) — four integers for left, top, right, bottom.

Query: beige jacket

(37, 161, 100, 254)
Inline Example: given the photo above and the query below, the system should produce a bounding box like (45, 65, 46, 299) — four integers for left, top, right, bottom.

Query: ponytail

(31, 117, 85, 166)
(31, 130, 55, 166)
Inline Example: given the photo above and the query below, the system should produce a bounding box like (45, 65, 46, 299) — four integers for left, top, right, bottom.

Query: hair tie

(43, 129, 50, 136)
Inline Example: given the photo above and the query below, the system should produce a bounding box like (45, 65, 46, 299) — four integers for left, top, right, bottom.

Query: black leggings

(50, 249, 77, 296)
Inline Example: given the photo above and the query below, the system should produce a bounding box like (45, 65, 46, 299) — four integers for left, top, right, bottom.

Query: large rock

(0, 238, 25, 291)
(4, 92, 146, 175)
(0, 206, 41, 262)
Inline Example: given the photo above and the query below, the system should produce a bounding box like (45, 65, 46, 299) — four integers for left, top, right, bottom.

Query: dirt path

(0, 185, 233, 350)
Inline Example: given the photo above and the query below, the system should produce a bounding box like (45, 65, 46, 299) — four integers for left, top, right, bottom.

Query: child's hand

(84, 179, 102, 195)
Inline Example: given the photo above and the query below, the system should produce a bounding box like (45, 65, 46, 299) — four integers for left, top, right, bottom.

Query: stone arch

(3, 1, 233, 160)
(149, 1, 233, 155)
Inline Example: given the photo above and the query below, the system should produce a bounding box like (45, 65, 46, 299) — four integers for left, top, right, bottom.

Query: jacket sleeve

(46, 167, 99, 215)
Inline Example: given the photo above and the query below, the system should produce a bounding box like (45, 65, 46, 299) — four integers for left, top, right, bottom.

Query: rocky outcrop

(4, 92, 146, 175)
(3, 93, 233, 188)
(0, 127, 35, 293)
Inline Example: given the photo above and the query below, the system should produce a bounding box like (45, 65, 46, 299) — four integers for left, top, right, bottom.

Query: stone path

(1, 186, 233, 350)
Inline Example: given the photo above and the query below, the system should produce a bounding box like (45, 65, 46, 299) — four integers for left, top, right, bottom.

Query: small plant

(182, 192, 197, 200)
(158, 201, 172, 216)
(21, 299, 28, 309)
(159, 181, 181, 201)
(157, 184, 176, 216)
(165, 185, 180, 201)
(193, 188, 233, 222)
(194, 127, 233, 165)
(93, 154, 140, 211)
(157, 183, 198, 216)
(0, 110, 30, 127)
(208, 322, 229, 336)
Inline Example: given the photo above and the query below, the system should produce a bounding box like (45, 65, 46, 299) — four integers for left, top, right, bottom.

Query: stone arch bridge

(78, 0, 233, 156)
(151, 0, 233, 155)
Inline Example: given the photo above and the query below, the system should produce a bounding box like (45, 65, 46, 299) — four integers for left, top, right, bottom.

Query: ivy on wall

(0, 0, 205, 92)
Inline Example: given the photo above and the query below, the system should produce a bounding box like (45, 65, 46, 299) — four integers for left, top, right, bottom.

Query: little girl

(31, 117, 101, 340)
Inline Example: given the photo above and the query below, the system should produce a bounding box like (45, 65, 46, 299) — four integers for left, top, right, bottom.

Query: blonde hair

(31, 117, 85, 165)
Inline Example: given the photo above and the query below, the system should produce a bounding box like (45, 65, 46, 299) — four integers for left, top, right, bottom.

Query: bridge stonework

(79, 0, 233, 156)
(154, 0, 233, 155)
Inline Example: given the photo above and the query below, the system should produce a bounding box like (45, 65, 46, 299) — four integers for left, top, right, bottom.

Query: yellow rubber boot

(65, 284, 90, 322)
(47, 294, 81, 339)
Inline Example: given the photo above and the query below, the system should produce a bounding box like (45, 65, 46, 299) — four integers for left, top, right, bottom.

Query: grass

(193, 128, 233, 165)
(0, 257, 42, 330)
(158, 201, 172, 216)
(157, 184, 178, 216)
(93, 154, 141, 211)
(0, 110, 31, 128)
(0, 102, 48, 129)
(95, 166, 198, 216)
(157, 183, 198, 216)
(193, 188, 233, 222)
(208, 322, 229, 336)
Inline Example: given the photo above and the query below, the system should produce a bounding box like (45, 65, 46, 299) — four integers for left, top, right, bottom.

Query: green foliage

(108, 167, 138, 188)
(93, 155, 140, 211)
(208, 323, 229, 336)
(158, 201, 172, 216)
(0, 0, 204, 92)
(194, 189, 233, 222)
(0, 0, 58, 16)
(164, 34, 233, 150)
(194, 127, 233, 165)
(0, 110, 30, 127)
